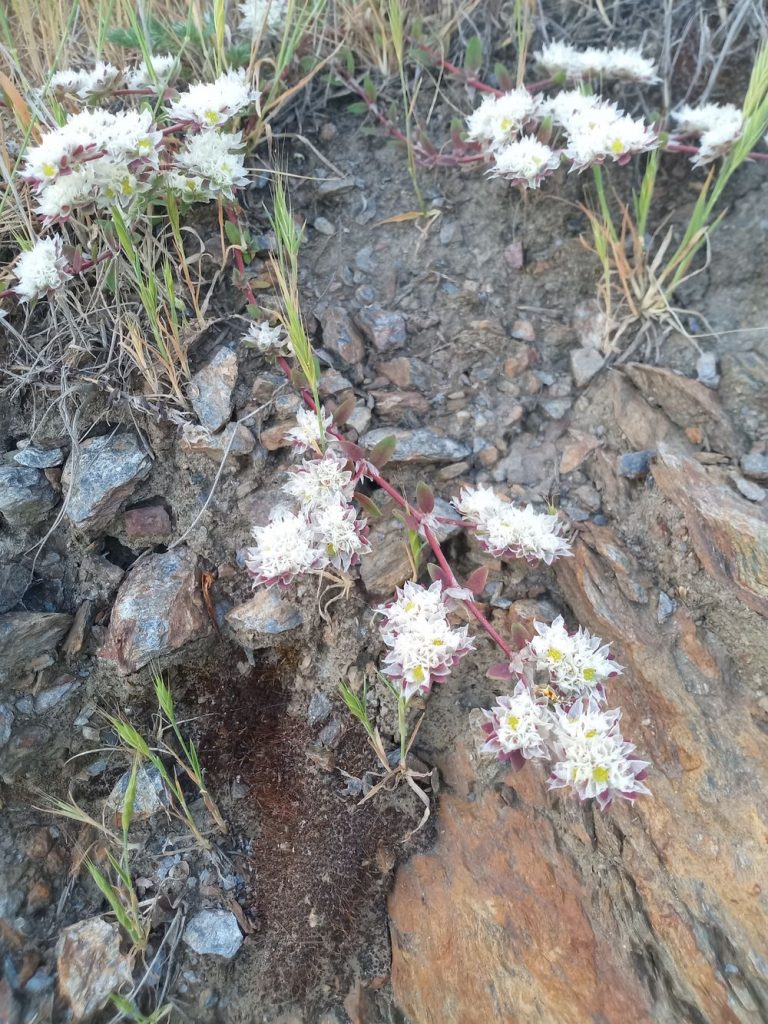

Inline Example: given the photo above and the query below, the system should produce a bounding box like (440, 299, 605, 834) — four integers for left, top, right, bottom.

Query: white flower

(542, 89, 604, 127)
(491, 136, 561, 187)
(536, 42, 657, 83)
(466, 89, 541, 150)
(12, 236, 69, 302)
(173, 130, 249, 199)
(672, 102, 743, 165)
(563, 103, 657, 169)
(50, 61, 121, 99)
(287, 406, 333, 453)
(126, 54, 177, 89)
(528, 615, 620, 699)
(480, 683, 553, 766)
(167, 69, 259, 129)
(239, 0, 288, 35)
(245, 508, 321, 586)
(283, 451, 354, 509)
(243, 320, 290, 355)
(376, 581, 473, 700)
(455, 486, 571, 565)
(308, 500, 369, 571)
(548, 698, 651, 809)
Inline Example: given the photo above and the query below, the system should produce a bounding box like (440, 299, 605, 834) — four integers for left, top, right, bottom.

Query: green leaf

(368, 435, 396, 469)
(354, 492, 382, 519)
(363, 75, 377, 102)
(494, 61, 513, 91)
(224, 220, 243, 246)
(347, 101, 368, 115)
(464, 35, 483, 74)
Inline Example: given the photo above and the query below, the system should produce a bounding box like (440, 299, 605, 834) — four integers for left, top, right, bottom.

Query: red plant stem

(268, 353, 513, 660)
(225, 206, 259, 307)
(665, 140, 768, 162)
(412, 42, 504, 96)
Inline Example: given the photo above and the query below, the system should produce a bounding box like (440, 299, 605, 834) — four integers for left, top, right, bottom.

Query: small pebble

(657, 591, 676, 624)
(734, 476, 766, 503)
(696, 351, 720, 389)
(618, 450, 654, 479)
(313, 216, 336, 236)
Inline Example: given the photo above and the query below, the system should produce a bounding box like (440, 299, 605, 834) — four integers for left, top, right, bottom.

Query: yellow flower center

(42, 162, 57, 178)
(204, 110, 220, 125)
(610, 139, 625, 154)
(585, 729, 597, 739)
(505, 714, 520, 731)
(547, 647, 563, 662)
(592, 766, 610, 784)
(412, 665, 426, 683)
(583, 667, 596, 682)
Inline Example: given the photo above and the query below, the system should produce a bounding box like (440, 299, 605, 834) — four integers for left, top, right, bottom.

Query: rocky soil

(2, 93, 768, 1024)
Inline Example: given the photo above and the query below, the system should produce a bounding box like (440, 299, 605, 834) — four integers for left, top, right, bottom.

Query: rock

(308, 691, 332, 727)
(652, 443, 768, 616)
(502, 345, 535, 379)
(317, 306, 365, 365)
(503, 241, 524, 270)
(124, 504, 172, 544)
(34, 677, 80, 712)
(319, 369, 354, 397)
(0, 564, 28, 613)
(391, 522, 768, 1024)
(371, 391, 430, 418)
(570, 347, 604, 387)
(99, 547, 210, 674)
(0, 978, 20, 1024)
(733, 476, 766, 503)
(316, 175, 355, 197)
(559, 432, 601, 474)
(226, 589, 303, 644)
(13, 446, 64, 468)
(259, 421, 294, 451)
(0, 704, 13, 746)
(190, 347, 238, 432)
(618, 449, 654, 479)
(62, 601, 93, 657)
(540, 398, 571, 420)
(572, 299, 609, 349)
(359, 429, 471, 465)
(107, 765, 169, 822)
(657, 591, 676, 623)
(0, 612, 72, 684)
(696, 351, 720, 389)
(56, 918, 133, 1019)
(0, 465, 58, 526)
(26, 878, 52, 912)
(313, 215, 336, 236)
(510, 319, 536, 342)
(360, 517, 413, 596)
(183, 910, 243, 959)
(609, 375, 684, 452)
(378, 357, 412, 387)
(62, 434, 152, 534)
(77, 554, 124, 603)
(624, 363, 741, 457)
(741, 452, 768, 482)
(355, 306, 407, 352)
(180, 421, 255, 460)
(346, 404, 372, 435)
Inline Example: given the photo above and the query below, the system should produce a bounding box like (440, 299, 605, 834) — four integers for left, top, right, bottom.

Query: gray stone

(313, 216, 336, 236)
(99, 547, 210, 675)
(190, 347, 238, 432)
(107, 765, 169, 821)
(0, 612, 72, 683)
(319, 718, 343, 748)
(34, 678, 80, 713)
(308, 691, 332, 727)
(0, 704, 13, 746)
(316, 176, 355, 197)
(226, 589, 303, 645)
(618, 450, 654, 479)
(355, 305, 407, 352)
(62, 433, 152, 533)
(13, 446, 64, 468)
(360, 428, 471, 465)
(696, 351, 720, 389)
(317, 306, 365, 365)
(734, 476, 766, 503)
(540, 398, 571, 420)
(572, 300, 609, 349)
(56, 918, 133, 1019)
(570, 347, 604, 387)
(183, 910, 243, 959)
(0, 564, 27, 613)
(741, 452, 768, 482)
(657, 591, 676, 624)
(346, 404, 372, 435)
(0, 465, 58, 526)
(180, 421, 255, 460)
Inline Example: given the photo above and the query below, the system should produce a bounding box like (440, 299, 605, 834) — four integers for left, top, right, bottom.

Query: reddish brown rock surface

(389, 521, 768, 1024)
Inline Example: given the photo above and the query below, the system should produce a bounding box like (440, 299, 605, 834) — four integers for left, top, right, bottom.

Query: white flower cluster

(22, 69, 258, 221)
(239, 0, 288, 35)
(467, 85, 657, 186)
(12, 236, 70, 303)
(50, 57, 178, 99)
(482, 690, 650, 810)
(376, 581, 474, 700)
(287, 407, 334, 454)
(243, 320, 291, 355)
(167, 69, 259, 129)
(536, 42, 659, 84)
(528, 615, 620, 700)
(455, 486, 571, 565)
(672, 102, 744, 166)
(246, 448, 369, 586)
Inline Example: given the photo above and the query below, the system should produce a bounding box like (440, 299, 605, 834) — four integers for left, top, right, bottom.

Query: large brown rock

(99, 546, 210, 674)
(389, 523, 768, 1024)
(56, 917, 133, 1019)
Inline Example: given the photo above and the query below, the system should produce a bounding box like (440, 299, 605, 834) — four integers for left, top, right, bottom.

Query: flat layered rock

(359, 428, 471, 464)
(0, 612, 72, 685)
(0, 465, 58, 527)
(56, 918, 133, 1020)
(62, 433, 152, 534)
(226, 589, 303, 644)
(190, 347, 238, 431)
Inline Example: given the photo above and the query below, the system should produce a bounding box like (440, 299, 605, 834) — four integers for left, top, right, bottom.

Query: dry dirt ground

(2, 31, 768, 1024)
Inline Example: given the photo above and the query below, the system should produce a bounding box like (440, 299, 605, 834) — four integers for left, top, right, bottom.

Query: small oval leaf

(368, 434, 397, 468)
(415, 482, 435, 514)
